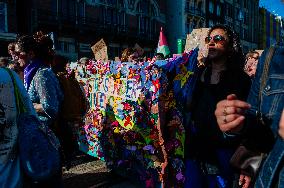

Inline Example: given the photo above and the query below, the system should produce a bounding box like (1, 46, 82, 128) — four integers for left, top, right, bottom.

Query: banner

(75, 51, 200, 186)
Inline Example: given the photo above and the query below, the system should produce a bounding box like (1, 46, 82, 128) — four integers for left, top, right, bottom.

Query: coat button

(265, 85, 271, 91)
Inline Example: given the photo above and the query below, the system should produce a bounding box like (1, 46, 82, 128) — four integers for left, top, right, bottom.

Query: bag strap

(3, 67, 27, 114)
(258, 47, 275, 112)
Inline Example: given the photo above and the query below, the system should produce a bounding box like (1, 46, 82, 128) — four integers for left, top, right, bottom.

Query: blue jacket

(246, 45, 284, 187)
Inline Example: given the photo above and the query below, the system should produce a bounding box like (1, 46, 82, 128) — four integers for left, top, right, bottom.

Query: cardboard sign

(184, 28, 209, 53)
(91, 39, 108, 61)
(134, 43, 144, 56)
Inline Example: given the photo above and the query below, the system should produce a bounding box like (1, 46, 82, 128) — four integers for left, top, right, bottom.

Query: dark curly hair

(207, 24, 245, 71)
(203, 24, 250, 100)
(16, 31, 54, 62)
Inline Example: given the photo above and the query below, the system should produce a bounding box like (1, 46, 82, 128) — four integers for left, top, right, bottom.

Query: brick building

(0, 0, 166, 60)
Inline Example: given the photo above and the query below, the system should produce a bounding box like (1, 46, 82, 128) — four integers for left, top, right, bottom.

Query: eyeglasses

(14, 51, 27, 59)
(205, 35, 226, 44)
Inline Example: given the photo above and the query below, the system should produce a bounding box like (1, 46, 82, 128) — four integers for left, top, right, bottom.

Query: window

(138, 1, 150, 14)
(118, 11, 126, 26)
(104, 8, 118, 25)
(216, 4, 221, 16)
(243, 0, 248, 8)
(209, 1, 214, 14)
(209, 19, 214, 27)
(0, 2, 7, 32)
(106, 0, 116, 5)
(57, 38, 76, 53)
(118, 0, 124, 8)
(79, 2, 85, 18)
(139, 16, 150, 33)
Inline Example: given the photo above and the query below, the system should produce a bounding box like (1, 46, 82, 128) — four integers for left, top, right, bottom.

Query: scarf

(24, 59, 42, 90)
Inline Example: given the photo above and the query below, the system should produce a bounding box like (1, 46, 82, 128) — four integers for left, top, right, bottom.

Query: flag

(157, 27, 170, 57)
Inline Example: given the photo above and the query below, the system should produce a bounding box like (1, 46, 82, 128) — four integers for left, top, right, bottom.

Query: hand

(197, 46, 208, 67)
(239, 174, 251, 188)
(215, 94, 251, 133)
(33, 103, 44, 113)
(278, 110, 284, 139)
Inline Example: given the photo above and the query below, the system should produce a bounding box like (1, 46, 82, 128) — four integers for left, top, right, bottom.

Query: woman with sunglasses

(14, 33, 63, 187)
(184, 24, 251, 188)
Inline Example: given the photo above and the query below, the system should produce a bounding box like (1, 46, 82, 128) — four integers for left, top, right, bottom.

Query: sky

(259, 0, 284, 17)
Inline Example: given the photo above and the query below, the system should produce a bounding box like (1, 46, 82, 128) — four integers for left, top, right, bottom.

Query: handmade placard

(184, 28, 209, 53)
(91, 38, 108, 61)
(75, 50, 199, 186)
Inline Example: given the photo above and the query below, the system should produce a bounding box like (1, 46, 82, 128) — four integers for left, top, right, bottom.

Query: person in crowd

(0, 68, 36, 188)
(0, 57, 9, 67)
(8, 42, 18, 62)
(184, 24, 251, 188)
(51, 54, 84, 169)
(121, 48, 138, 62)
(155, 53, 165, 60)
(15, 33, 63, 187)
(244, 50, 259, 78)
(215, 43, 284, 188)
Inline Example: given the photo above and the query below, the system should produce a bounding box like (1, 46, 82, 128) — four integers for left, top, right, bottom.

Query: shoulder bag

(5, 68, 61, 181)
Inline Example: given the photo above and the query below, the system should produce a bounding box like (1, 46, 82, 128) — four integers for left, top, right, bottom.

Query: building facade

(207, 0, 259, 53)
(0, 0, 17, 57)
(0, 0, 166, 60)
(166, 0, 259, 54)
(258, 8, 282, 49)
(166, 0, 206, 53)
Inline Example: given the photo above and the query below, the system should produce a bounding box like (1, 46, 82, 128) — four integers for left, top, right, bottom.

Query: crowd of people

(0, 24, 283, 188)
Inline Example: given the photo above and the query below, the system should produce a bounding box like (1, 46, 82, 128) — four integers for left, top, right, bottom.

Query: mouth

(208, 48, 217, 54)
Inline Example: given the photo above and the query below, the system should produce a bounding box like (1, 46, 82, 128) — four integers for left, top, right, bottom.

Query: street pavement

(62, 152, 143, 188)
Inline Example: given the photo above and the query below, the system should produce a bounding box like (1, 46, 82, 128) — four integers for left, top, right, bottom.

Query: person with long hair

(184, 24, 251, 188)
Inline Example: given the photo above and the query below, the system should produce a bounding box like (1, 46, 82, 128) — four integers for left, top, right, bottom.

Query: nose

(208, 40, 215, 46)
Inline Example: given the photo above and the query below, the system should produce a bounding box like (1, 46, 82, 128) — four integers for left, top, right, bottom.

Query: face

(244, 53, 259, 77)
(205, 28, 229, 60)
(15, 44, 29, 68)
(128, 52, 138, 62)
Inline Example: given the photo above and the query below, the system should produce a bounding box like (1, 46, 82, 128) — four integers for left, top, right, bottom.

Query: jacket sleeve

(33, 69, 62, 120)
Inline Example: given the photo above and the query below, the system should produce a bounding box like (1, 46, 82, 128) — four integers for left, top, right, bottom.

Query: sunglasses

(205, 35, 226, 44)
(14, 51, 27, 59)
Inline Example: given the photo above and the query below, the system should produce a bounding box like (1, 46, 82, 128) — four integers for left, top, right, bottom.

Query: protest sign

(91, 38, 108, 61)
(134, 43, 144, 56)
(74, 54, 203, 186)
(184, 28, 209, 53)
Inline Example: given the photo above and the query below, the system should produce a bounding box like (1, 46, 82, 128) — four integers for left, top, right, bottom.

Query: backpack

(56, 72, 88, 121)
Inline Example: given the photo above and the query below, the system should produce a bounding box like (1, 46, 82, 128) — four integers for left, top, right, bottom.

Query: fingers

(215, 102, 250, 116)
(217, 94, 250, 109)
(239, 174, 251, 188)
(226, 94, 237, 100)
(215, 94, 251, 132)
(218, 116, 245, 132)
(239, 174, 245, 187)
